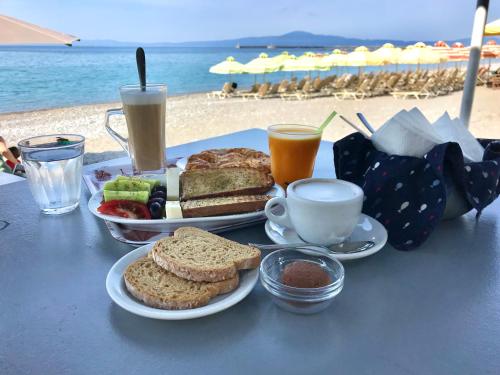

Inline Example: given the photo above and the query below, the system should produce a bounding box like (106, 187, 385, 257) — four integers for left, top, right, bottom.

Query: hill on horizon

(77, 30, 476, 48)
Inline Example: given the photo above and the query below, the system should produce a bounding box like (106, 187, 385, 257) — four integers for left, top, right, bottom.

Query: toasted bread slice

(151, 227, 261, 282)
(124, 257, 239, 310)
(181, 195, 271, 218)
(186, 148, 271, 173)
(180, 167, 274, 201)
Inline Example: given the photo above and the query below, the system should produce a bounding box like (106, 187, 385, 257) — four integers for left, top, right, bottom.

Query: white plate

(106, 243, 259, 320)
(264, 214, 388, 261)
(88, 184, 284, 232)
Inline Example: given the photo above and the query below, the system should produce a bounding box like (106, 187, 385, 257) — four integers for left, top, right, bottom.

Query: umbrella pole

(460, 0, 489, 128)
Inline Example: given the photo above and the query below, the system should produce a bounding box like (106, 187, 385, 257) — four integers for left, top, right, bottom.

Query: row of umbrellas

(210, 41, 500, 75)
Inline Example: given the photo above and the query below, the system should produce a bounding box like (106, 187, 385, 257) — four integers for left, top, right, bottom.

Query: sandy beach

(1, 87, 499, 164)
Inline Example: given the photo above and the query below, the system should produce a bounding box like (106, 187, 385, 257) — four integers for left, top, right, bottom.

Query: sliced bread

(151, 227, 261, 282)
(181, 194, 271, 218)
(124, 257, 239, 310)
(180, 167, 274, 201)
(186, 148, 271, 173)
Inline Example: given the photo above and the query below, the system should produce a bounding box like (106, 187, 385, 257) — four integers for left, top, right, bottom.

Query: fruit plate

(88, 184, 284, 232)
(106, 242, 259, 320)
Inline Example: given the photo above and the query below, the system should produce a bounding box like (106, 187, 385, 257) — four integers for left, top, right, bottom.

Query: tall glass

(104, 84, 167, 175)
(268, 124, 321, 188)
(18, 134, 85, 215)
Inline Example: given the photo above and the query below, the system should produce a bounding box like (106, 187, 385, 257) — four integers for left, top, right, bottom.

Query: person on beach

(0, 136, 20, 173)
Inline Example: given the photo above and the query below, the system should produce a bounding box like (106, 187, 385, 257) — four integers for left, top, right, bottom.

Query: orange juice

(268, 124, 321, 188)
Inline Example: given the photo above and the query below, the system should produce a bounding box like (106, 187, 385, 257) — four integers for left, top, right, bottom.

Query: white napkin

(433, 112, 485, 162)
(370, 108, 484, 162)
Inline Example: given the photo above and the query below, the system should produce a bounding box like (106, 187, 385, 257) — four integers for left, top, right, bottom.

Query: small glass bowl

(259, 248, 345, 314)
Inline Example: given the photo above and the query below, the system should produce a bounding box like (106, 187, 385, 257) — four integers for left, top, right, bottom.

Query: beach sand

(1, 87, 499, 164)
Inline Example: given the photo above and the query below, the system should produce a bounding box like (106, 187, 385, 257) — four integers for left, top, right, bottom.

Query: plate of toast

(88, 148, 284, 232)
(106, 227, 260, 319)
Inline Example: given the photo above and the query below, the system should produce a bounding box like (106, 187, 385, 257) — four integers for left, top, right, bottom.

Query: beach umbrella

(281, 51, 330, 73)
(209, 56, 245, 83)
(484, 18, 500, 35)
(271, 51, 291, 64)
(320, 49, 348, 68)
(243, 52, 282, 83)
(344, 46, 383, 74)
(372, 43, 402, 65)
(446, 45, 470, 64)
(243, 53, 282, 74)
(0, 14, 79, 46)
(398, 42, 442, 68)
(209, 56, 245, 75)
(434, 40, 449, 47)
(483, 39, 500, 57)
(452, 42, 465, 48)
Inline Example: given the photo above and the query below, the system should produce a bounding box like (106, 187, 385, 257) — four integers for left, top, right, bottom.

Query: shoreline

(1, 87, 499, 165)
(0, 91, 210, 117)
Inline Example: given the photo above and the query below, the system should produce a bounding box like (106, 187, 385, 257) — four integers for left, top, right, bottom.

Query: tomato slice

(98, 200, 151, 220)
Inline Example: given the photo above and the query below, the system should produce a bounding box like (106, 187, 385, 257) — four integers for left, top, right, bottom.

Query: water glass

(18, 134, 85, 215)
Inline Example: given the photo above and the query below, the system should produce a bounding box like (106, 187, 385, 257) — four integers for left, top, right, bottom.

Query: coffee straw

(319, 110, 337, 133)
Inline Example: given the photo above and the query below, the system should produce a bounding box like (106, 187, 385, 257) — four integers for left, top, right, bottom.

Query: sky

(1, 0, 499, 43)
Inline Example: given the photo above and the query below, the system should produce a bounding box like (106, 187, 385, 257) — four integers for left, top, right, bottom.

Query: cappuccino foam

(293, 180, 359, 202)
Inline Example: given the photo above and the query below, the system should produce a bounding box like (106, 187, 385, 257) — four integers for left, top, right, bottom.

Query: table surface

(1, 129, 499, 375)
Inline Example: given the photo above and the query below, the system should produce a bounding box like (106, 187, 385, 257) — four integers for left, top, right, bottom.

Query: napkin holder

(333, 133, 500, 250)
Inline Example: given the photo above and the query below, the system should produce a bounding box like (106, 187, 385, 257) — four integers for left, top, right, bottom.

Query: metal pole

(460, 0, 489, 128)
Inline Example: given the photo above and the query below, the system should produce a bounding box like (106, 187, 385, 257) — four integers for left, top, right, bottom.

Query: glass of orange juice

(268, 124, 321, 188)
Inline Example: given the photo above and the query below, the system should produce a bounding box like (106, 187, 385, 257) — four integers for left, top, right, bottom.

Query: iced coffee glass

(105, 84, 167, 175)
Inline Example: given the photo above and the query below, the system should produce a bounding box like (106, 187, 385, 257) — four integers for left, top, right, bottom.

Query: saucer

(264, 214, 388, 261)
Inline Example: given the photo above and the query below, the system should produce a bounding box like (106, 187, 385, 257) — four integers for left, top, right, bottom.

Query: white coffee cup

(265, 178, 364, 245)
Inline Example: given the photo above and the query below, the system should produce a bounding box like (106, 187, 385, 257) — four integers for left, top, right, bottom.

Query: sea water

(0, 45, 476, 114)
(23, 148, 83, 214)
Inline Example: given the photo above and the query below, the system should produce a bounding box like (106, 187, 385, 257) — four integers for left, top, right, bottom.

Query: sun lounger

(234, 83, 261, 99)
(390, 78, 435, 99)
(207, 82, 234, 99)
(280, 81, 315, 100)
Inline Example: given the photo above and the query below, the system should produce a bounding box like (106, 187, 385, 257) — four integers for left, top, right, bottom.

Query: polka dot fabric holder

(334, 133, 500, 251)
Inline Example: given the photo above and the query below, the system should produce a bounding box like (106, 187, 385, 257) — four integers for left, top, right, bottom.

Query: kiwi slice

(116, 175, 160, 190)
(103, 190, 149, 204)
(103, 180, 151, 193)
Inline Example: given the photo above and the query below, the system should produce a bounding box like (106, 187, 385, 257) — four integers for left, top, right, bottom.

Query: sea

(0, 45, 478, 114)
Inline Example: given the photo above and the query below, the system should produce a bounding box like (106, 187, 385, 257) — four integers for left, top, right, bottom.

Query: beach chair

(334, 78, 372, 100)
(258, 83, 279, 99)
(208, 82, 233, 99)
(235, 83, 261, 99)
(297, 78, 310, 90)
(277, 80, 289, 94)
(390, 77, 435, 99)
(280, 81, 298, 99)
(245, 82, 270, 99)
(281, 81, 314, 100)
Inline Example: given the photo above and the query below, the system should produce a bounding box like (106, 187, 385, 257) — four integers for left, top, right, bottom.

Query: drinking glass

(267, 124, 321, 188)
(104, 83, 167, 175)
(18, 134, 85, 215)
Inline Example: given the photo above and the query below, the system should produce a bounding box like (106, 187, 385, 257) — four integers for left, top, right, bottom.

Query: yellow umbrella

(209, 56, 245, 74)
(345, 46, 383, 67)
(271, 51, 291, 64)
(484, 18, 500, 36)
(398, 42, 442, 66)
(281, 51, 330, 72)
(372, 43, 402, 65)
(0, 14, 79, 46)
(321, 49, 348, 67)
(243, 52, 282, 74)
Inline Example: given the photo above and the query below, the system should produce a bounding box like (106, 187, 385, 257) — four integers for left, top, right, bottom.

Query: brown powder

(281, 261, 331, 288)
